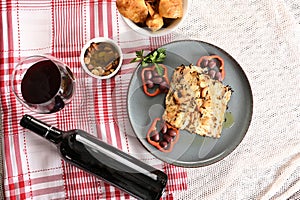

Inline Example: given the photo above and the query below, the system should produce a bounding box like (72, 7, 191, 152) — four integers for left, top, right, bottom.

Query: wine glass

(10, 55, 76, 114)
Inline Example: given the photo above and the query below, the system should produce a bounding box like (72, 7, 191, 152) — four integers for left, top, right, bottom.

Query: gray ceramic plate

(127, 40, 253, 167)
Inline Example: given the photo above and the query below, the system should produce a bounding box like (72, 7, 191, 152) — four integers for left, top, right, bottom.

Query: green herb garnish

(130, 48, 166, 76)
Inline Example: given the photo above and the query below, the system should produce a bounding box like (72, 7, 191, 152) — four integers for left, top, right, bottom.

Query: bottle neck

(20, 114, 63, 144)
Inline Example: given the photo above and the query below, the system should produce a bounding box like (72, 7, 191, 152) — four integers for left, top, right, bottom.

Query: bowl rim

(121, 0, 191, 37)
(80, 37, 123, 79)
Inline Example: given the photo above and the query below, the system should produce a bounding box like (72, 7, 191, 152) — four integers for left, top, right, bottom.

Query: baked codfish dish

(162, 65, 232, 138)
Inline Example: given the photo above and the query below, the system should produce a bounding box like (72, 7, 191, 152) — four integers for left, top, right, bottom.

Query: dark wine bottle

(20, 115, 168, 200)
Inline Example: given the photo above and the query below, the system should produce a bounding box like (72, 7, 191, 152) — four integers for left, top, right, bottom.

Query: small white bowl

(80, 37, 123, 79)
(121, 0, 190, 37)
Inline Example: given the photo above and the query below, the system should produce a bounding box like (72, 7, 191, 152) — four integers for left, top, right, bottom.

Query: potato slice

(116, 0, 148, 23)
(146, 13, 164, 32)
(159, 0, 183, 19)
(146, 2, 156, 17)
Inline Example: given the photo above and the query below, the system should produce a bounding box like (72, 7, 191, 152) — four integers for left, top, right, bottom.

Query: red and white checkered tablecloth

(0, 0, 187, 199)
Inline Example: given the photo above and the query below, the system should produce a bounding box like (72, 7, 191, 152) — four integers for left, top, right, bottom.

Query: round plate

(127, 40, 253, 167)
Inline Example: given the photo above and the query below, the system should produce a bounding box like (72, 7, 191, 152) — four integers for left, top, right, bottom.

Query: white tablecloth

(172, 0, 300, 199)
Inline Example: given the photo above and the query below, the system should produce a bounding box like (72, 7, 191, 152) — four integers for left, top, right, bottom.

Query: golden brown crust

(159, 0, 183, 18)
(116, 0, 148, 23)
(117, 0, 183, 32)
(162, 65, 232, 138)
(146, 14, 164, 32)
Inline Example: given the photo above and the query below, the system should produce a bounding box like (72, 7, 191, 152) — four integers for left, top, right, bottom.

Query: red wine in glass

(11, 55, 75, 113)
